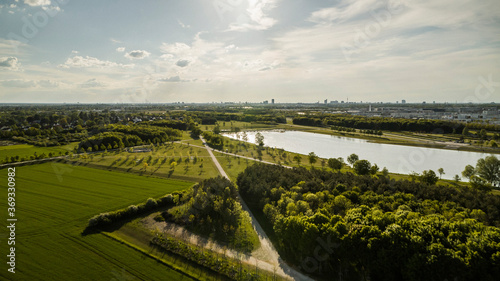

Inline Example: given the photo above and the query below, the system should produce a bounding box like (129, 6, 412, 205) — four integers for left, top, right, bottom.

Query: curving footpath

(199, 137, 314, 281)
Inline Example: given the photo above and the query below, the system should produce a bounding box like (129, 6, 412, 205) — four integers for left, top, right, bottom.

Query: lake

(223, 130, 495, 180)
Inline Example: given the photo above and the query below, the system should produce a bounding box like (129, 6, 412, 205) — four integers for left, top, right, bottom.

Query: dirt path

(199, 136, 314, 281)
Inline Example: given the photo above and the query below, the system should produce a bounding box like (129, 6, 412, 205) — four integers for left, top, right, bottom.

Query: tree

(293, 155, 301, 165)
(370, 164, 379, 175)
(453, 175, 461, 182)
(213, 125, 221, 135)
(462, 126, 469, 136)
(308, 152, 318, 166)
(419, 170, 439, 185)
(480, 129, 488, 140)
(462, 165, 475, 180)
(347, 153, 359, 166)
(382, 167, 389, 177)
(255, 132, 264, 147)
(190, 126, 202, 139)
(353, 160, 371, 175)
(328, 158, 343, 171)
(437, 168, 445, 179)
(475, 156, 500, 185)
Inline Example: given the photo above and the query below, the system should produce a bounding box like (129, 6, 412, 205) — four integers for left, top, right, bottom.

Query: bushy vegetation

(86, 194, 176, 229)
(237, 164, 500, 281)
(294, 114, 466, 134)
(78, 124, 182, 152)
(164, 177, 259, 253)
(202, 131, 224, 149)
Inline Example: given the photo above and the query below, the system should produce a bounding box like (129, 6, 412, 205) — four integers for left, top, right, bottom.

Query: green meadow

(0, 163, 198, 280)
(0, 142, 77, 163)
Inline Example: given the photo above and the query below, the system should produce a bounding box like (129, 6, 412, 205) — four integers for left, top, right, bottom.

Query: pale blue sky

(0, 0, 499, 103)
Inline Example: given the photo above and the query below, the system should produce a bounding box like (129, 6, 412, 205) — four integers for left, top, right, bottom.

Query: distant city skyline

(0, 0, 499, 103)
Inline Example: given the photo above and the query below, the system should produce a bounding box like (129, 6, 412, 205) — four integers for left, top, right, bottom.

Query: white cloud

(228, 0, 279, 31)
(178, 20, 190, 28)
(158, 76, 189, 83)
(42, 5, 61, 14)
(0, 57, 21, 71)
(80, 78, 105, 88)
(24, 0, 51, 7)
(160, 42, 191, 56)
(116, 47, 125, 52)
(124, 50, 151, 60)
(59, 55, 133, 68)
(37, 80, 59, 88)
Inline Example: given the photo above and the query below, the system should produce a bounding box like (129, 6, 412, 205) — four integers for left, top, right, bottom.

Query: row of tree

(293, 114, 466, 134)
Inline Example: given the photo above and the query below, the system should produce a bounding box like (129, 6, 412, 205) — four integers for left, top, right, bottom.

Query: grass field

(0, 142, 78, 163)
(0, 163, 200, 280)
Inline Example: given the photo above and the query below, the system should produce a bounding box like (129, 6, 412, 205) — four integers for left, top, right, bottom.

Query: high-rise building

(324, 99, 328, 104)
(272, 99, 275, 104)
(402, 100, 406, 104)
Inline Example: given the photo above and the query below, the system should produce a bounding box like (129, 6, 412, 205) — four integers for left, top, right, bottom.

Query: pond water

(223, 130, 495, 180)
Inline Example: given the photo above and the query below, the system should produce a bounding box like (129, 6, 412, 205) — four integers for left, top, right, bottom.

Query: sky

(0, 0, 499, 104)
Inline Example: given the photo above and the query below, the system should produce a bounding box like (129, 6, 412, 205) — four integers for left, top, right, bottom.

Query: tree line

(293, 114, 466, 134)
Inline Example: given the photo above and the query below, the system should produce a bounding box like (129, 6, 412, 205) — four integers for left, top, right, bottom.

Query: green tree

(328, 158, 343, 171)
(419, 170, 438, 185)
(293, 155, 301, 165)
(213, 125, 221, 135)
(475, 156, 500, 185)
(347, 153, 359, 166)
(480, 129, 488, 140)
(437, 168, 445, 179)
(255, 132, 264, 147)
(462, 126, 469, 136)
(462, 165, 475, 180)
(382, 167, 389, 177)
(308, 152, 318, 166)
(370, 164, 379, 175)
(353, 160, 371, 175)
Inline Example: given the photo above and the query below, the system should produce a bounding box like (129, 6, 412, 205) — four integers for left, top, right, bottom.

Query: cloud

(308, 0, 381, 24)
(228, 0, 279, 31)
(59, 56, 133, 68)
(116, 47, 125, 52)
(79, 78, 105, 88)
(24, 0, 51, 7)
(1, 79, 36, 88)
(160, 42, 191, 56)
(178, 20, 190, 28)
(124, 50, 151, 60)
(158, 76, 189, 83)
(42, 5, 61, 13)
(175, 59, 190, 67)
(0, 79, 62, 88)
(37, 80, 59, 88)
(0, 57, 20, 71)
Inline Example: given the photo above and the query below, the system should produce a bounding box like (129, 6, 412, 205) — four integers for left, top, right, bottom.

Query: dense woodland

(237, 164, 500, 281)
